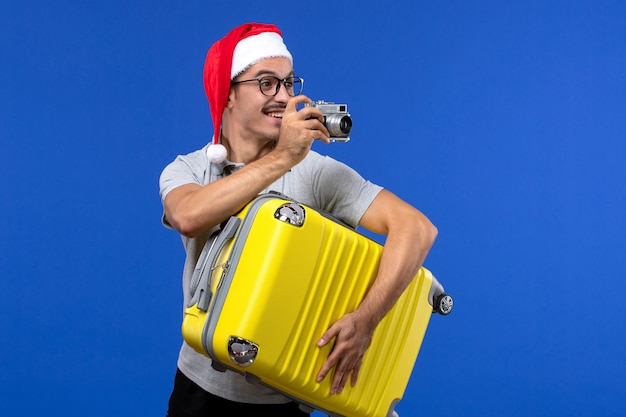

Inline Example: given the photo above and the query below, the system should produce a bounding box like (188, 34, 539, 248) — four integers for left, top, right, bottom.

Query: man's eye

(259, 78, 275, 88)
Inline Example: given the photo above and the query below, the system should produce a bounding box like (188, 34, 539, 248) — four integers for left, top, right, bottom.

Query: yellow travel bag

(182, 193, 452, 417)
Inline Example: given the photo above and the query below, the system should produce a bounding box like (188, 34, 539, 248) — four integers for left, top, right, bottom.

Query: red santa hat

(203, 23, 293, 163)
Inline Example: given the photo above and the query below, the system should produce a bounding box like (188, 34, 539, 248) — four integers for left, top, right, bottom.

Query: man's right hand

(273, 95, 330, 164)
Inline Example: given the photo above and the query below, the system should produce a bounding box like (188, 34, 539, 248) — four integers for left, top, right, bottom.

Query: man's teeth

(267, 112, 283, 118)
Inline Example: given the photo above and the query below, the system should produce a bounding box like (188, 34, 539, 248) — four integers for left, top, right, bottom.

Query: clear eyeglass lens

(259, 77, 278, 95)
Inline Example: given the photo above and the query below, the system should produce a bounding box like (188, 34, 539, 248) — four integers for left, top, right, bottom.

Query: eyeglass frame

(230, 75, 304, 97)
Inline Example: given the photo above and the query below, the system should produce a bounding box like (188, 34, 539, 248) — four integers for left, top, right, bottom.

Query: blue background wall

(2, 1, 624, 416)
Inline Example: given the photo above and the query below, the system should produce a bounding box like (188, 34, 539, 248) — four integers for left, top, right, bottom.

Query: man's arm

(164, 96, 328, 237)
(164, 152, 292, 237)
(316, 189, 438, 394)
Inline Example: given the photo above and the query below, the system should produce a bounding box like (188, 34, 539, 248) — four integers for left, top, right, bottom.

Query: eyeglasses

(231, 76, 304, 97)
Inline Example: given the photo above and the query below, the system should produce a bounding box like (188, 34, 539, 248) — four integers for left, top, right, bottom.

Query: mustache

(263, 104, 286, 112)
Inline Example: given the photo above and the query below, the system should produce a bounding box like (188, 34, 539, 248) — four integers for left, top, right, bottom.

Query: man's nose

(274, 82, 291, 101)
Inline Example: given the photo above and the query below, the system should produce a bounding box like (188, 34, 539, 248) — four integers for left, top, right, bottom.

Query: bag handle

(187, 216, 241, 311)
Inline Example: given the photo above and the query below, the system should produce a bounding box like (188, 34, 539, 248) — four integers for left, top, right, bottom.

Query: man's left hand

(315, 311, 374, 394)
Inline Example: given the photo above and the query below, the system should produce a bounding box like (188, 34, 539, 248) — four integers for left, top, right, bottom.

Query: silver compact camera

(305, 100, 352, 142)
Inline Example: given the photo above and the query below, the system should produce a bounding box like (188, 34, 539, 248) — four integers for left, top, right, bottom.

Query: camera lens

(339, 116, 352, 134)
(324, 114, 352, 137)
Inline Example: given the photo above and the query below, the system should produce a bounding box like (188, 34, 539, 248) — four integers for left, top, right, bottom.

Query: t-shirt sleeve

(160, 157, 202, 202)
(312, 156, 383, 228)
(159, 149, 207, 228)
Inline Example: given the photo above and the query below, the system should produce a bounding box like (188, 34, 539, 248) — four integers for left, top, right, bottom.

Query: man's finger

(285, 94, 312, 113)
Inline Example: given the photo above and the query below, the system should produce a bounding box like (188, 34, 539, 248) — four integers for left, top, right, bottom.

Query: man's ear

(226, 87, 236, 108)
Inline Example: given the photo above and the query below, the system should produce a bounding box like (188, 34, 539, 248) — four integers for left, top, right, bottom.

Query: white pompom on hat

(203, 23, 293, 163)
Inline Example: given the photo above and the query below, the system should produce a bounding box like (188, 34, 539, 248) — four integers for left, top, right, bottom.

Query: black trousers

(166, 369, 310, 417)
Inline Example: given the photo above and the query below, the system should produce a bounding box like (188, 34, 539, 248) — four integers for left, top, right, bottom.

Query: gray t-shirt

(159, 145, 383, 404)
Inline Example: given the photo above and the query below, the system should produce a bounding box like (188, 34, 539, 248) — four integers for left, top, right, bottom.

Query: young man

(160, 23, 437, 416)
